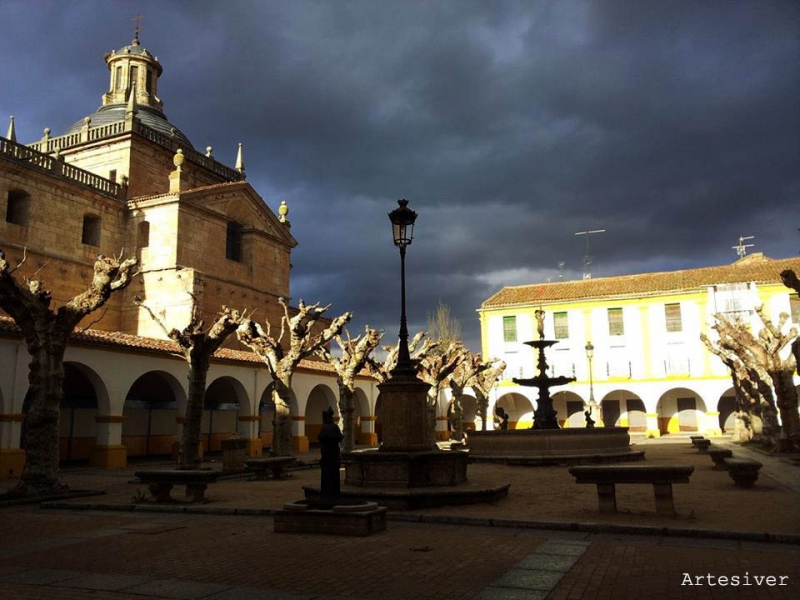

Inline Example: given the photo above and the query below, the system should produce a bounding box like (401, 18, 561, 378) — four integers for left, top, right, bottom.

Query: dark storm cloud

(2, 0, 798, 351)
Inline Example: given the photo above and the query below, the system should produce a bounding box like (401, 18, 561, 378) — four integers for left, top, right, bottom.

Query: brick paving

(1, 437, 798, 599)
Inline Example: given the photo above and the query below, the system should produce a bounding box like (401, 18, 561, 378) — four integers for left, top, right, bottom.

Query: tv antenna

(732, 235, 754, 258)
(575, 229, 606, 279)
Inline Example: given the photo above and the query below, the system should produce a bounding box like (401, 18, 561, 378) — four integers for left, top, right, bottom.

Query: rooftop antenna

(733, 235, 754, 259)
(575, 229, 605, 280)
(557, 261, 565, 280)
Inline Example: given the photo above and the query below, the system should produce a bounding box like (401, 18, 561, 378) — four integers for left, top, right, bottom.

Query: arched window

(82, 214, 101, 246)
(6, 189, 31, 226)
(226, 221, 243, 262)
(137, 221, 150, 248)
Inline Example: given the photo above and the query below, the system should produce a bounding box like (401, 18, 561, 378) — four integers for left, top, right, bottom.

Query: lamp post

(585, 341, 600, 425)
(388, 199, 418, 377)
(585, 341, 597, 406)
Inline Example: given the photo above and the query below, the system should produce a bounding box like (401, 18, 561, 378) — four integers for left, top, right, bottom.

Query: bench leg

(185, 483, 208, 503)
(270, 467, 285, 480)
(653, 484, 675, 516)
(148, 482, 173, 503)
(253, 470, 269, 481)
(596, 483, 617, 513)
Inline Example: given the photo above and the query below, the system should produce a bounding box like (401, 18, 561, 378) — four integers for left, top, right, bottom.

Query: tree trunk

(179, 358, 210, 469)
(450, 396, 464, 441)
(272, 375, 293, 456)
(771, 368, 800, 452)
(338, 385, 356, 452)
(14, 344, 69, 497)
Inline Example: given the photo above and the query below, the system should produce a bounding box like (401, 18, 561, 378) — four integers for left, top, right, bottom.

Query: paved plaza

(1, 437, 798, 599)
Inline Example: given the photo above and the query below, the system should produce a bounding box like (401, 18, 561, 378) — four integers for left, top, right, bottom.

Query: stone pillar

(238, 415, 263, 456)
(0, 413, 26, 478)
(435, 416, 450, 441)
(291, 415, 309, 453)
(358, 415, 378, 447)
(645, 413, 661, 438)
(90, 415, 127, 469)
(378, 376, 433, 452)
(644, 413, 661, 438)
(704, 411, 722, 437)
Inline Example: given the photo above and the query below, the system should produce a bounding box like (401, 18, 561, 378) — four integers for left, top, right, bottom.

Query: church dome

(61, 34, 194, 149)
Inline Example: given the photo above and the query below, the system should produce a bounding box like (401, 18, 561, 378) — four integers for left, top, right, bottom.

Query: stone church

(0, 34, 378, 477)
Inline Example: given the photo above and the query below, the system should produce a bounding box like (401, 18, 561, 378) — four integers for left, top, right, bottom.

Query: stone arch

(60, 362, 108, 461)
(656, 387, 708, 435)
(305, 384, 337, 444)
(203, 376, 248, 452)
(459, 394, 479, 431)
(496, 392, 534, 430)
(552, 390, 585, 428)
(122, 370, 185, 457)
(716, 387, 737, 434)
(601, 389, 645, 431)
(352, 387, 370, 444)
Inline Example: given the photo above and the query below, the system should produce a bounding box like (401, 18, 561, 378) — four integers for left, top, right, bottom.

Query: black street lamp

(388, 199, 418, 376)
(585, 341, 596, 407)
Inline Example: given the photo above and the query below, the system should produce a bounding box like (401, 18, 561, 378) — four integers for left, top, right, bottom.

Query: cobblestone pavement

(1, 437, 798, 599)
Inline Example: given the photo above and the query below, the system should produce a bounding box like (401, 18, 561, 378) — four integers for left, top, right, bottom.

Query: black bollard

(318, 407, 343, 508)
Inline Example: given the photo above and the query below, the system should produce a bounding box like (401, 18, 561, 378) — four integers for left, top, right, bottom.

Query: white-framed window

(665, 303, 682, 333)
(608, 307, 624, 336)
(554, 311, 569, 339)
(503, 316, 517, 343)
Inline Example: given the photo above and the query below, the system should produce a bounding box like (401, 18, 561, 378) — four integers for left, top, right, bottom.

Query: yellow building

(0, 35, 378, 477)
(479, 254, 800, 437)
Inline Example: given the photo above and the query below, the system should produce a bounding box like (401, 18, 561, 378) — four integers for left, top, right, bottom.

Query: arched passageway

(203, 377, 246, 452)
(657, 388, 707, 434)
(552, 391, 585, 428)
(59, 363, 102, 461)
(496, 392, 534, 430)
(122, 371, 183, 457)
(601, 390, 645, 431)
(305, 384, 337, 445)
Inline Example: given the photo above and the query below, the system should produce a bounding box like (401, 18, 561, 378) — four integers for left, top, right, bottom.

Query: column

(291, 415, 309, 453)
(0, 413, 26, 478)
(238, 415, 262, 456)
(435, 415, 450, 441)
(358, 415, 378, 447)
(90, 415, 127, 469)
(704, 411, 722, 437)
(645, 413, 661, 438)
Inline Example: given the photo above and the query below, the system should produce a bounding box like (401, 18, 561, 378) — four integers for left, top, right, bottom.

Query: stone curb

(38, 499, 800, 545)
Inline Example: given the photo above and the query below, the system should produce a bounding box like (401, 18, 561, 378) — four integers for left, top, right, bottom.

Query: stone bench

(569, 465, 694, 516)
(723, 458, 763, 488)
(245, 457, 297, 480)
(692, 439, 711, 452)
(707, 447, 733, 470)
(134, 469, 220, 503)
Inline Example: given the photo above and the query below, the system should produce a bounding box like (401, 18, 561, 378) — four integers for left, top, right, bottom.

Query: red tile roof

(481, 254, 800, 309)
(0, 317, 337, 375)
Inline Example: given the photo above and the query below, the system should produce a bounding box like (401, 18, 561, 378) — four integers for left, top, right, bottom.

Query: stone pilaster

(645, 412, 661, 438)
(238, 415, 263, 456)
(91, 415, 127, 469)
(291, 415, 308, 453)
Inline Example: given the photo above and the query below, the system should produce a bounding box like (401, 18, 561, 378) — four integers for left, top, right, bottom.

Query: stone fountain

(466, 310, 644, 465)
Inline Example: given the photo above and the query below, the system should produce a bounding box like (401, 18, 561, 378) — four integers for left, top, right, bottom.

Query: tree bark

(1, 250, 137, 497)
(180, 354, 210, 469)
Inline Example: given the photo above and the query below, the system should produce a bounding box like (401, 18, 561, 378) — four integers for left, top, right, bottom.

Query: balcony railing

(27, 117, 244, 183)
(0, 135, 124, 199)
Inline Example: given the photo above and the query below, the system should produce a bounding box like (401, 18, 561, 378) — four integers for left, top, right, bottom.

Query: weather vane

(133, 13, 143, 42)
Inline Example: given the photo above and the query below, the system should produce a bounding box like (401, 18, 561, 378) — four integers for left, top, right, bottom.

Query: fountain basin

(342, 449, 469, 487)
(466, 427, 645, 465)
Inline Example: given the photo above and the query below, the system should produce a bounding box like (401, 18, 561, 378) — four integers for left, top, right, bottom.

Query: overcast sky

(2, 1, 798, 351)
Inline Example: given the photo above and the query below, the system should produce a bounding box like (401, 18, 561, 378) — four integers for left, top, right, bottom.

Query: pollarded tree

(135, 295, 247, 468)
(365, 331, 426, 384)
(781, 269, 800, 375)
(701, 333, 779, 442)
(0, 249, 137, 497)
(449, 353, 508, 438)
(316, 326, 384, 452)
(469, 358, 506, 431)
(415, 338, 466, 446)
(237, 298, 352, 456)
(702, 305, 799, 451)
(447, 350, 482, 441)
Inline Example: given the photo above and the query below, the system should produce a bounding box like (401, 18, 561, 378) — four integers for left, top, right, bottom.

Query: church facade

(0, 35, 378, 477)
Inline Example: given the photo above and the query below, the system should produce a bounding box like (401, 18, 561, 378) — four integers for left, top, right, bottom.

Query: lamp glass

(585, 342, 594, 359)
